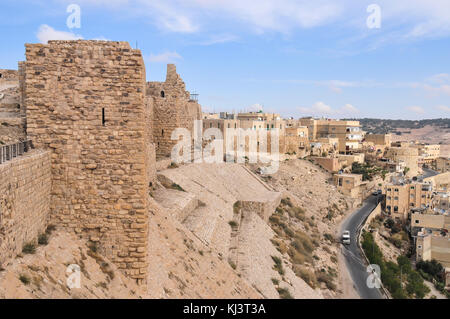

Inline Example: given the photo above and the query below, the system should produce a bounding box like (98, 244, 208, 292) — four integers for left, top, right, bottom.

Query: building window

(210, 123, 212, 128)
(415, 220, 419, 224)
(410, 186, 415, 190)
(394, 197, 398, 200)
(387, 196, 391, 200)
(162, 129, 164, 136)
(387, 188, 391, 192)
(394, 188, 399, 192)
(161, 91, 165, 98)
(394, 206, 398, 212)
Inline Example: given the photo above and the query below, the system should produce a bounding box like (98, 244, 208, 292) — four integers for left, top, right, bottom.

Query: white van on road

(342, 230, 351, 245)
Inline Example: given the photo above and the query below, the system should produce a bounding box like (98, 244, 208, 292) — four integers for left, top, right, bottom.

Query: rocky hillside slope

(248, 158, 354, 298)
(0, 159, 352, 299)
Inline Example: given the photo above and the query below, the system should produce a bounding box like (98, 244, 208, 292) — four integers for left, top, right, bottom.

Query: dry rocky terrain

(0, 229, 147, 299)
(248, 158, 355, 298)
(0, 156, 356, 299)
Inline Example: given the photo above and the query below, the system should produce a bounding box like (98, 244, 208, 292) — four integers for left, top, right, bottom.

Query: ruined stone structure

(0, 69, 18, 81)
(147, 64, 202, 159)
(0, 149, 51, 264)
(0, 68, 26, 144)
(24, 41, 151, 282)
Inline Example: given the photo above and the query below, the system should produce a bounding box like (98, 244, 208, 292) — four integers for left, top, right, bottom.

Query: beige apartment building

(333, 173, 365, 198)
(385, 142, 420, 177)
(414, 143, 441, 165)
(314, 157, 341, 173)
(416, 231, 450, 269)
(435, 157, 450, 173)
(411, 196, 450, 289)
(384, 181, 433, 221)
(425, 172, 450, 192)
(299, 118, 364, 154)
(284, 126, 310, 156)
(310, 137, 339, 156)
(364, 133, 392, 152)
(201, 112, 304, 157)
(365, 133, 392, 147)
(433, 192, 450, 212)
(411, 211, 450, 232)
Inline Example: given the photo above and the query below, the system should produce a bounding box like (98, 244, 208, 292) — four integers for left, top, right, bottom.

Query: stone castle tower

(147, 64, 202, 159)
(24, 41, 151, 282)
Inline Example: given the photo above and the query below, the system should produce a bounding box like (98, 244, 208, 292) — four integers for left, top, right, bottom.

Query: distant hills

(343, 118, 450, 134)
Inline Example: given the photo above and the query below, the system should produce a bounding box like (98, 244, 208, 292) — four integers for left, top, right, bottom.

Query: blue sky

(1, 0, 449, 120)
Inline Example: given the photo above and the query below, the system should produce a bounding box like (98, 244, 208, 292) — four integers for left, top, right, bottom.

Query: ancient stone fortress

(0, 40, 202, 283)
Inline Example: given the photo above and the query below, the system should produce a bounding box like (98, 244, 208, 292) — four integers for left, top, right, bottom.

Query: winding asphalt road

(340, 195, 384, 299)
(339, 167, 439, 299)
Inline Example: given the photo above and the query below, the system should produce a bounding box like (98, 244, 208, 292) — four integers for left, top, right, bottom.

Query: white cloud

(273, 78, 383, 93)
(247, 103, 264, 112)
(342, 104, 359, 114)
(299, 101, 332, 115)
(299, 102, 358, 117)
(57, 0, 450, 44)
(36, 24, 83, 43)
(197, 34, 239, 46)
(423, 84, 450, 96)
(399, 73, 450, 97)
(437, 105, 450, 113)
(406, 106, 425, 114)
(146, 51, 182, 63)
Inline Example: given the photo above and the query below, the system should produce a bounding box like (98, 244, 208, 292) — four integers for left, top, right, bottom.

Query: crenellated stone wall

(0, 150, 51, 265)
(24, 40, 151, 282)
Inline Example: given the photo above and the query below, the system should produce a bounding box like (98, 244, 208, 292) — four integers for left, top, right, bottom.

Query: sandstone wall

(312, 157, 340, 172)
(0, 150, 51, 265)
(24, 40, 151, 282)
(0, 69, 18, 82)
